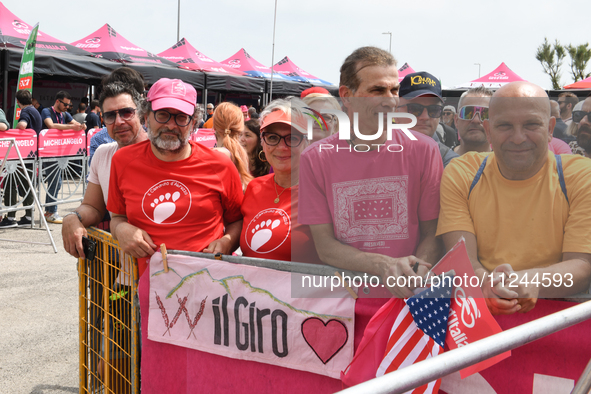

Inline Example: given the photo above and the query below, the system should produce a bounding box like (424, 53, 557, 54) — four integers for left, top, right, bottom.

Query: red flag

(431, 239, 510, 378)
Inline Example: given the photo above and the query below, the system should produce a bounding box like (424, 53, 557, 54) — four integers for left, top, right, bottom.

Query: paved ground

(0, 199, 80, 394)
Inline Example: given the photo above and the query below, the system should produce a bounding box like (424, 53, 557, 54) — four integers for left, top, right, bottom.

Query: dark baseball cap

(399, 71, 443, 100)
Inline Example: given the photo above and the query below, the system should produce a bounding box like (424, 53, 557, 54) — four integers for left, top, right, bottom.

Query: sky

(4, 0, 591, 90)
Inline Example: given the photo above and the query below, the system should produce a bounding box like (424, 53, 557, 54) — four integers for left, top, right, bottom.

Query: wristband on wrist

(64, 211, 83, 222)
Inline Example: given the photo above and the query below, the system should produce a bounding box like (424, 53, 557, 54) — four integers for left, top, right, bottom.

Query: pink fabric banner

(86, 128, 98, 153)
(38, 129, 85, 157)
(147, 253, 355, 379)
(158, 38, 245, 75)
(0, 129, 37, 160)
(398, 62, 416, 82)
(440, 299, 591, 394)
(190, 129, 216, 148)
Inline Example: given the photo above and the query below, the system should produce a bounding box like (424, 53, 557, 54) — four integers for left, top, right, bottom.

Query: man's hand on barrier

(482, 264, 521, 315)
(115, 222, 157, 258)
(380, 255, 431, 298)
(62, 214, 87, 259)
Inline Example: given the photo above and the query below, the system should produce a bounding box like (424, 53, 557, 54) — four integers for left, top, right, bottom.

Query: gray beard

(147, 123, 189, 155)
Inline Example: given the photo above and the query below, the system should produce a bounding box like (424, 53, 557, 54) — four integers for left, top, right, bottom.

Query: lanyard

(51, 106, 63, 124)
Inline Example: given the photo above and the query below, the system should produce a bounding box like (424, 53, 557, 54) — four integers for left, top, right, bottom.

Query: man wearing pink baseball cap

(107, 77, 244, 267)
(106, 78, 244, 386)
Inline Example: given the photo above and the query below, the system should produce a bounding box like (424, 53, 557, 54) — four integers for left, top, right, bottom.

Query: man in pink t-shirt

(299, 46, 443, 299)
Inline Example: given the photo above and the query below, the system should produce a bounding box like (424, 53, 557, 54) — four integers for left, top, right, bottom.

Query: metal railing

(337, 300, 591, 394)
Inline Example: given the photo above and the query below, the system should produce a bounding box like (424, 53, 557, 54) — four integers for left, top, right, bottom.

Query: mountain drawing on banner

(406, 276, 454, 348)
(152, 266, 351, 321)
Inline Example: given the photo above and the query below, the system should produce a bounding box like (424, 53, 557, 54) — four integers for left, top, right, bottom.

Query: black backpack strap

(555, 154, 569, 205)
(468, 156, 488, 198)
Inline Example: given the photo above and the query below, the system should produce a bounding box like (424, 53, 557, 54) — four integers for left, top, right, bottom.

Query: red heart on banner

(301, 318, 349, 364)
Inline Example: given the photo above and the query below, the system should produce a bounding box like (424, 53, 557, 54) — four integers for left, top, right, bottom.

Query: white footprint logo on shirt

(250, 219, 281, 251)
(150, 192, 181, 223)
(245, 209, 291, 254)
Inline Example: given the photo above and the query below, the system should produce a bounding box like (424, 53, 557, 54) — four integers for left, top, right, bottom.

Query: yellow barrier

(78, 227, 139, 394)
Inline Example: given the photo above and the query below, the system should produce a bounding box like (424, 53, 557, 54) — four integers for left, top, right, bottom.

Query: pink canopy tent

(455, 62, 526, 89)
(273, 56, 333, 85)
(71, 24, 178, 67)
(158, 38, 245, 76)
(564, 76, 591, 89)
(220, 48, 292, 80)
(0, 1, 90, 56)
(397, 62, 416, 82)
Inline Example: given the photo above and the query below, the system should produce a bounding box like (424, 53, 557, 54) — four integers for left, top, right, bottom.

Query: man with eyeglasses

(40, 90, 86, 223)
(397, 71, 459, 167)
(437, 81, 591, 315)
(568, 96, 591, 158)
(107, 78, 243, 265)
(452, 86, 493, 156)
(105, 78, 243, 386)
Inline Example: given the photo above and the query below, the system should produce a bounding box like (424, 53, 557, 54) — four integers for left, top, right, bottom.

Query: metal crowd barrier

(79, 227, 140, 394)
(0, 129, 87, 226)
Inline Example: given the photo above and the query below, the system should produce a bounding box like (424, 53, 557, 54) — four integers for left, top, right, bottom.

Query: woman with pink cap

(240, 97, 322, 264)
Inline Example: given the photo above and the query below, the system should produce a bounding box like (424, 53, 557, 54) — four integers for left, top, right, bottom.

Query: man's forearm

(521, 258, 591, 298)
(415, 233, 442, 265)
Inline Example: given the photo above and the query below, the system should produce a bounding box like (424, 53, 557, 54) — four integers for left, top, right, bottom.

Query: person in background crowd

(569, 96, 591, 158)
(397, 71, 459, 166)
(437, 81, 591, 315)
(453, 86, 493, 155)
(301, 90, 342, 142)
(558, 92, 578, 125)
(240, 105, 250, 120)
(442, 105, 456, 130)
(85, 100, 102, 132)
(88, 68, 146, 165)
(32, 97, 44, 114)
(40, 91, 85, 224)
(205, 103, 214, 121)
(240, 118, 270, 178)
(212, 102, 253, 189)
(241, 97, 322, 263)
(73, 103, 87, 124)
(550, 100, 575, 144)
(247, 106, 259, 119)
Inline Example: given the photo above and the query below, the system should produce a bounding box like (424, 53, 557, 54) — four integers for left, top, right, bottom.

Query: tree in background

(536, 38, 565, 90)
(567, 43, 591, 82)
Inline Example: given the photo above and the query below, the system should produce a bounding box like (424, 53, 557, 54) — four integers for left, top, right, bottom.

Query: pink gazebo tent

(71, 24, 178, 67)
(0, 1, 90, 56)
(397, 63, 416, 82)
(219, 48, 292, 80)
(455, 62, 526, 89)
(273, 56, 333, 85)
(564, 76, 591, 89)
(158, 38, 245, 76)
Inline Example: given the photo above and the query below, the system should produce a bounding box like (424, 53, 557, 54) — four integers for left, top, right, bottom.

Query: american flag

(376, 278, 454, 393)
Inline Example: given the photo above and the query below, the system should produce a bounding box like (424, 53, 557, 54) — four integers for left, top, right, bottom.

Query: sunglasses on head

(103, 107, 137, 125)
(458, 105, 489, 121)
(399, 103, 443, 118)
(572, 110, 591, 124)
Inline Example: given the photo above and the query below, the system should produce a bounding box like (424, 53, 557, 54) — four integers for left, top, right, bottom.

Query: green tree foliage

(535, 38, 565, 90)
(567, 43, 591, 82)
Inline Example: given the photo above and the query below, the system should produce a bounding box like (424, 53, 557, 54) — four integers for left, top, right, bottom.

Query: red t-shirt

(107, 140, 243, 276)
(240, 174, 322, 264)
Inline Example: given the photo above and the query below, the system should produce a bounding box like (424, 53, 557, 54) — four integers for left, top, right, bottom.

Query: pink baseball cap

(260, 110, 307, 135)
(147, 78, 197, 115)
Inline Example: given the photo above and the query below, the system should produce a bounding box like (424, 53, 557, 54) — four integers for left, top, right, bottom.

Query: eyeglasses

(399, 103, 443, 118)
(443, 111, 453, 116)
(153, 109, 193, 127)
(458, 105, 489, 121)
(103, 107, 137, 125)
(261, 132, 306, 147)
(572, 110, 591, 123)
(58, 99, 72, 108)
